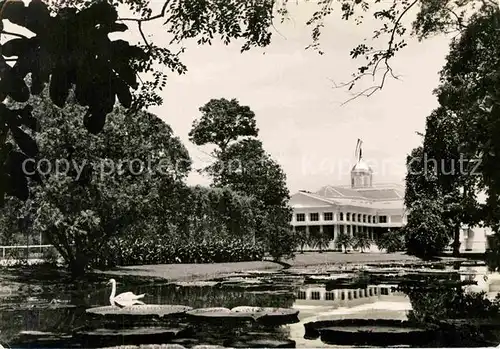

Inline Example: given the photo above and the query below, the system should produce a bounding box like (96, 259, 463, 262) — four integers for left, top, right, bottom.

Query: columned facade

(290, 140, 405, 252)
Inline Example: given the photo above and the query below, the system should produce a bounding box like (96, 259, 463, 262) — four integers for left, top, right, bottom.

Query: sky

(15, 1, 452, 194)
(126, 1, 453, 193)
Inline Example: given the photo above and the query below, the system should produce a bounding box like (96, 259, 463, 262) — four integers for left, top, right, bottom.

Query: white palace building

(289, 139, 492, 252)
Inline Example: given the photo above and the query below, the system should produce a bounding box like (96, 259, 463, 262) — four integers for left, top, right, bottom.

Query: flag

(355, 139, 363, 161)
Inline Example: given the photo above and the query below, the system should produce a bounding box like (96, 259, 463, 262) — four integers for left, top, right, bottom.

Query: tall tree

(2, 0, 499, 206)
(404, 146, 452, 257)
(189, 98, 258, 153)
(191, 101, 294, 260)
(14, 89, 191, 277)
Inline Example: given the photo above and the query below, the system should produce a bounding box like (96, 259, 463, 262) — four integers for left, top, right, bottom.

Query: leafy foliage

(189, 98, 259, 152)
(17, 88, 191, 276)
(401, 284, 500, 325)
(94, 236, 265, 267)
(376, 229, 405, 253)
(335, 231, 352, 253)
(165, 185, 260, 242)
(352, 233, 371, 252)
(0, 0, 152, 204)
(308, 226, 330, 253)
(403, 196, 451, 258)
(191, 100, 293, 261)
(404, 8, 500, 258)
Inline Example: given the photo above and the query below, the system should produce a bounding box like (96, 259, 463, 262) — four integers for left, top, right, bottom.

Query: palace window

(347, 225, 351, 234)
(381, 288, 389, 295)
(373, 216, 378, 224)
(311, 291, 320, 300)
(346, 213, 351, 221)
(310, 213, 319, 221)
(352, 213, 356, 222)
(363, 214, 366, 223)
(297, 291, 306, 299)
(339, 212, 344, 221)
(296, 213, 305, 222)
(326, 292, 335, 301)
(324, 212, 333, 221)
(358, 214, 362, 222)
(379, 216, 387, 223)
(368, 215, 372, 223)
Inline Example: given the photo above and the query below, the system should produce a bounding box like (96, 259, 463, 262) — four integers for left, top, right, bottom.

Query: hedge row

(92, 237, 265, 268)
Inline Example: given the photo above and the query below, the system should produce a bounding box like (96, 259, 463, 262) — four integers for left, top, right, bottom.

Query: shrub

(352, 234, 371, 252)
(309, 230, 331, 253)
(42, 246, 60, 265)
(376, 230, 406, 253)
(296, 229, 309, 253)
(336, 232, 352, 253)
(92, 235, 265, 268)
(266, 226, 297, 261)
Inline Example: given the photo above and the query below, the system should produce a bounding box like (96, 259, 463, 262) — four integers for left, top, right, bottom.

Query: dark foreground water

(1, 262, 499, 348)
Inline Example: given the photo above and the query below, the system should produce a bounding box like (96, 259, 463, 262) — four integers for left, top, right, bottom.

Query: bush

(92, 235, 265, 268)
(336, 232, 352, 253)
(42, 246, 60, 265)
(308, 227, 330, 253)
(266, 226, 297, 261)
(352, 234, 371, 252)
(376, 230, 406, 253)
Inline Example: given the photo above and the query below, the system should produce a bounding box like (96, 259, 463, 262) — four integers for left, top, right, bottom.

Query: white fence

(0, 244, 55, 259)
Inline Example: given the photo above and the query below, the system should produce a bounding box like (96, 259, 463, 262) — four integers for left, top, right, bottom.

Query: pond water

(1, 262, 500, 348)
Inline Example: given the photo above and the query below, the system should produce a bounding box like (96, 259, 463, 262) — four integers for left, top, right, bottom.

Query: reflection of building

(294, 285, 407, 307)
(462, 266, 499, 298)
(458, 221, 494, 253)
(290, 140, 405, 250)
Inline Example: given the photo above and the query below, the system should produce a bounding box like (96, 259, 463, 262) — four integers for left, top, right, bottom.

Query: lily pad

(173, 281, 221, 287)
(304, 319, 435, 346)
(86, 304, 192, 317)
(305, 274, 356, 284)
(185, 307, 299, 325)
(225, 338, 296, 348)
(99, 345, 187, 349)
(76, 327, 190, 347)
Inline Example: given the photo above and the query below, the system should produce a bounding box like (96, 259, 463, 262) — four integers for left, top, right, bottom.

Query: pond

(1, 262, 500, 348)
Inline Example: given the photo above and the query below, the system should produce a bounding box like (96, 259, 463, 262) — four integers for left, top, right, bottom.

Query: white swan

(108, 278, 145, 307)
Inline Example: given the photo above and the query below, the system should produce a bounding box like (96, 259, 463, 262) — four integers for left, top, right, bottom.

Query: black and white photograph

(1, 0, 500, 348)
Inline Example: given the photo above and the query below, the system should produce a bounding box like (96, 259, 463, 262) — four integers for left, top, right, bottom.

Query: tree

(3, 0, 499, 207)
(308, 226, 330, 253)
(405, 9, 498, 259)
(375, 229, 405, 253)
(404, 146, 452, 258)
(404, 196, 451, 258)
(23, 89, 191, 277)
(0, 0, 274, 205)
(352, 233, 371, 253)
(434, 9, 500, 236)
(335, 231, 352, 253)
(190, 99, 293, 260)
(189, 98, 258, 153)
(210, 138, 293, 259)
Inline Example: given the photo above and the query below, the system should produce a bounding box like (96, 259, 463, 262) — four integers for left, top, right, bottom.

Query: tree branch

(333, 0, 418, 105)
(118, 0, 170, 22)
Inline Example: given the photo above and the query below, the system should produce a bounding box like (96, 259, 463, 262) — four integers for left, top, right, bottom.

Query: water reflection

(1, 265, 500, 348)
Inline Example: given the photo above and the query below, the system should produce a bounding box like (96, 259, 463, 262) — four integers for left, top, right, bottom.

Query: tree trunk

(452, 223, 461, 257)
(69, 253, 88, 279)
